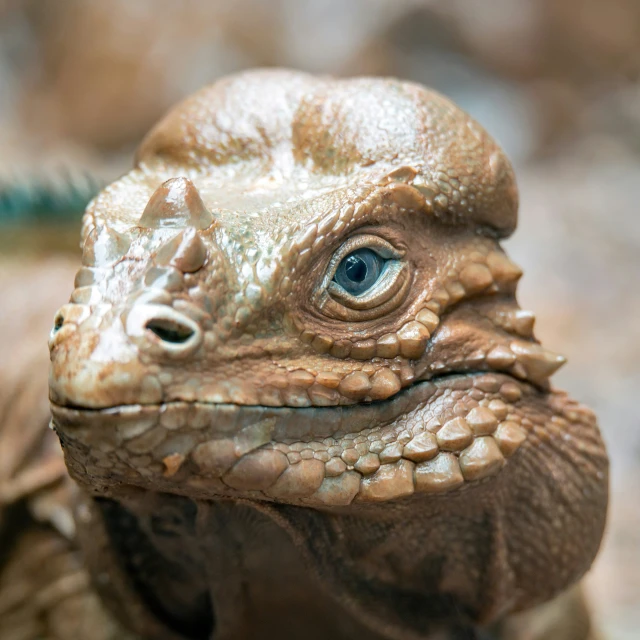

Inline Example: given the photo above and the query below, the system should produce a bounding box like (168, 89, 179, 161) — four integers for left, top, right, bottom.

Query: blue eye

(333, 248, 386, 296)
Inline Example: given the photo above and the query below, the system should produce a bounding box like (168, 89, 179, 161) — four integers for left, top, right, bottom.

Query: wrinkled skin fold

(48, 70, 608, 639)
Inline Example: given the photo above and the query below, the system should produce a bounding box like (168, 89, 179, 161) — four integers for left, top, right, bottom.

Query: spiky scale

(82, 225, 131, 266)
(155, 227, 207, 273)
(139, 177, 214, 230)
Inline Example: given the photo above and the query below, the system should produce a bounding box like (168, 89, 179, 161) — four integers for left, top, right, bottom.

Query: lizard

(46, 69, 608, 640)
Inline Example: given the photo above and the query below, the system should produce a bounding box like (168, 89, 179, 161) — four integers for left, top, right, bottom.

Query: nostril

(126, 304, 202, 358)
(53, 313, 65, 333)
(145, 318, 195, 344)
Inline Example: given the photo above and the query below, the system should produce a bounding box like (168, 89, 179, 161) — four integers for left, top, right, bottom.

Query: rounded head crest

(136, 69, 518, 236)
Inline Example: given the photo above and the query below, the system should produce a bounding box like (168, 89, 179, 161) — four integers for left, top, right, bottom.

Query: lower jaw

(51, 371, 533, 506)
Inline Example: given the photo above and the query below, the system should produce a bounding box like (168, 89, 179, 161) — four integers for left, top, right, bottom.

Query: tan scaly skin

(48, 70, 608, 640)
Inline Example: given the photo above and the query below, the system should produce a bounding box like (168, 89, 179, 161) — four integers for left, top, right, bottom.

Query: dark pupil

(345, 255, 368, 283)
(333, 248, 384, 296)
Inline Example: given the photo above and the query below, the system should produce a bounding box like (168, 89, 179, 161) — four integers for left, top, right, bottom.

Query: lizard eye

(333, 248, 385, 296)
(316, 234, 411, 320)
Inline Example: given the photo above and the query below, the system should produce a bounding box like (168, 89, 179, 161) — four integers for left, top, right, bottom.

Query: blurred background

(0, 1, 638, 637)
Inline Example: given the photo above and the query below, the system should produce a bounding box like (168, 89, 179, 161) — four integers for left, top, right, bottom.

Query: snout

(49, 303, 184, 409)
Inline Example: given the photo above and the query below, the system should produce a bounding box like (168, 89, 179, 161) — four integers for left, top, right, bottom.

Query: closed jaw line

(51, 372, 546, 506)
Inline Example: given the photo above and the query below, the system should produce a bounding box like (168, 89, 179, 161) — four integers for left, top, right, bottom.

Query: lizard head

(48, 70, 607, 631)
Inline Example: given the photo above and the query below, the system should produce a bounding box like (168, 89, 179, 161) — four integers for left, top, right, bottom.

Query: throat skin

(79, 492, 497, 640)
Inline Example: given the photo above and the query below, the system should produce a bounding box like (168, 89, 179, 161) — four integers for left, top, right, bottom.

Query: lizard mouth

(51, 371, 539, 506)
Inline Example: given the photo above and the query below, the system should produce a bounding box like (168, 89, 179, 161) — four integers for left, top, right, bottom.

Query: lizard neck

(79, 490, 499, 640)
